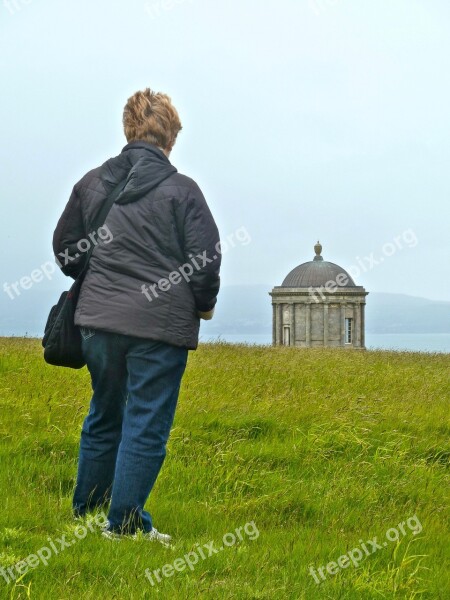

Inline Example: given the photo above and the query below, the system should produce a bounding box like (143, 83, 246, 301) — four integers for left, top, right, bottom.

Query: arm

(181, 183, 221, 314)
(52, 185, 87, 279)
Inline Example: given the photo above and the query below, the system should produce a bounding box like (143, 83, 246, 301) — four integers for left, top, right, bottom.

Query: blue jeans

(73, 328, 188, 533)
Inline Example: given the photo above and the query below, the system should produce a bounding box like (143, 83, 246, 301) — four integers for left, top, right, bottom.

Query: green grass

(0, 338, 449, 599)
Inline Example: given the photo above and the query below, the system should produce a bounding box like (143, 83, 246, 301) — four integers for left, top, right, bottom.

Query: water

(2, 327, 449, 354)
(365, 333, 450, 353)
(199, 333, 450, 353)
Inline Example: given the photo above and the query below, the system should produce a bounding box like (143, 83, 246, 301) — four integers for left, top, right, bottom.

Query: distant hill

(365, 292, 450, 334)
(201, 286, 450, 336)
(0, 283, 449, 337)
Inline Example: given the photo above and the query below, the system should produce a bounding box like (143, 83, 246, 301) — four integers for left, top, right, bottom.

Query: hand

(197, 308, 215, 320)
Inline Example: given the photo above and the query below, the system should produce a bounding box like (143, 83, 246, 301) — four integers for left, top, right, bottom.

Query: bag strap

(78, 178, 127, 278)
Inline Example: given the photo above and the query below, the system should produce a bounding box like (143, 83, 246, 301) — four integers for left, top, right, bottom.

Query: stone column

(306, 302, 311, 347)
(361, 302, 366, 348)
(289, 303, 295, 347)
(323, 302, 329, 347)
(272, 303, 276, 346)
(354, 301, 360, 347)
(278, 304, 283, 346)
(340, 301, 346, 345)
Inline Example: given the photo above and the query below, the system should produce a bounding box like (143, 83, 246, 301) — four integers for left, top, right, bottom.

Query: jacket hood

(100, 142, 177, 205)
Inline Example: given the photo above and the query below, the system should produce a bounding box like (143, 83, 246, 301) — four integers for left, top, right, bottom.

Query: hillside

(200, 286, 450, 336)
(0, 339, 448, 599)
(1, 285, 449, 338)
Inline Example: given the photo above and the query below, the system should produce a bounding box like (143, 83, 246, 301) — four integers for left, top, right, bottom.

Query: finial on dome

(313, 240, 323, 261)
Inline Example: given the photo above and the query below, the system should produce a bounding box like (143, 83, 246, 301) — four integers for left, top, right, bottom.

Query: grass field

(0, 338, 449, 599)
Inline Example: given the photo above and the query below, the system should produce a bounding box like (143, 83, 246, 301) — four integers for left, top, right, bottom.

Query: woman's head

(123, 88, 182, 154)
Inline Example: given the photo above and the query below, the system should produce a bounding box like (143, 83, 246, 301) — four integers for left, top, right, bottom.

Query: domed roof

(282, 241, 356, 288)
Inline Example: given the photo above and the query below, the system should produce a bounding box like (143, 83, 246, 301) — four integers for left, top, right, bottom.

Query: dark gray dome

(281, 241, 356, 288)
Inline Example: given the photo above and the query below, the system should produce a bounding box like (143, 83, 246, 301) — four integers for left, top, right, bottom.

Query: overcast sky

(1, 0, 449, 304)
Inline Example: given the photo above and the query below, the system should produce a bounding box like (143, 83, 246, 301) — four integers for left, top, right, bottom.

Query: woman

(53, 88, 221, 541)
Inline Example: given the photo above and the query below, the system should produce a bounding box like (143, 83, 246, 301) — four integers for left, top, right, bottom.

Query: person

(52, 88, 221, 541)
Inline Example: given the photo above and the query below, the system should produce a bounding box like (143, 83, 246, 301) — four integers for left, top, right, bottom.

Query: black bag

(42, 179, 127, 368)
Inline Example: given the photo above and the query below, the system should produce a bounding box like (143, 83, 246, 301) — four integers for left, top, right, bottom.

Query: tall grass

(0, 338, 448, 599)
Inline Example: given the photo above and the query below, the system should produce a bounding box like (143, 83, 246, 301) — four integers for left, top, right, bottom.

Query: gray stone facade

(269, 242, 368, 349)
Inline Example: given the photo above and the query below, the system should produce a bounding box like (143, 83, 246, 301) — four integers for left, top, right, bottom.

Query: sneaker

(101, 527, 172, 547)
(134, 529, 172, 546)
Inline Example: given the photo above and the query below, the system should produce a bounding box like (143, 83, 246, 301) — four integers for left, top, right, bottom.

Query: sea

(199, 333, 450, 353)
(2, 327, 449, 354)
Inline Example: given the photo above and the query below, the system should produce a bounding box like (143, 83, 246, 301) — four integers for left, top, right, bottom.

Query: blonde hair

(123, 88, 182, 151)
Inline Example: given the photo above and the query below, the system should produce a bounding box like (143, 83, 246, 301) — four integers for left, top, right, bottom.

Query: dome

(281, 241, 356, 288)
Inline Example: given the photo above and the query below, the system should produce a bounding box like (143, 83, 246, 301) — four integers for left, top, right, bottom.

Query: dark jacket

(52, 142, 221, 350)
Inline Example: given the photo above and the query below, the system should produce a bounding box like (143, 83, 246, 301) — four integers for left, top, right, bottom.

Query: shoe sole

(101, 530, 172, 546)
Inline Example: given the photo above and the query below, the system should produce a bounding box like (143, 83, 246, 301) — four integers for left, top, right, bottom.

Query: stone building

(269, 242, 368, 349)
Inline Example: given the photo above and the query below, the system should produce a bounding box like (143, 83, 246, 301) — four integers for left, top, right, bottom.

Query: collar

(121, 140, 170, 163)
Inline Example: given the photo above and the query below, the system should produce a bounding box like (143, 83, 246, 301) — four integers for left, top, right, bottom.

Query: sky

(1, 0, 449, 306)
